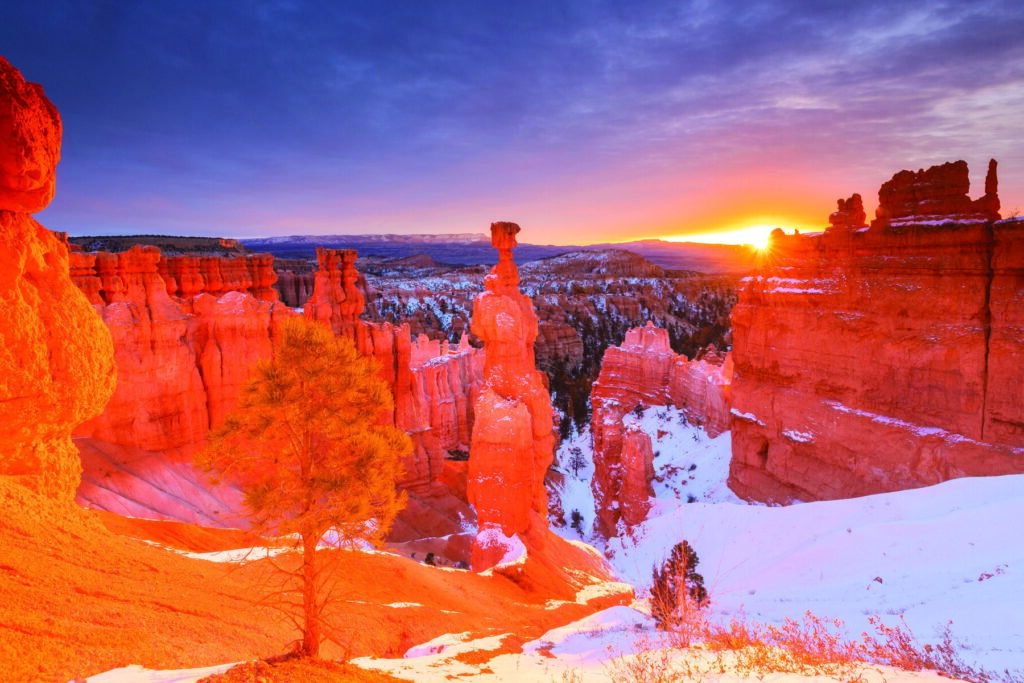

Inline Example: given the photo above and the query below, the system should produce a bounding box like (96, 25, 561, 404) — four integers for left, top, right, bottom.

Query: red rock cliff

(729, 159, 1024, 503)
(0, 56, 116, 501)
(158, 253, 279, 301)
(71, 239, 484, 534)
(590, 322, 732, 536)
(69, 245, 289, 524)
(467, 222, 557, 570)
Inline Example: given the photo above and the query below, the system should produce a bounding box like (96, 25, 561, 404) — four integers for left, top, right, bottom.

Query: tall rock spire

(467, 222, 556, 571)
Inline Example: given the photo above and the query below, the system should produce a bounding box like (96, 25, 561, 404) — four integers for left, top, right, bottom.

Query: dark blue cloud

(2, 0, 1022, 238)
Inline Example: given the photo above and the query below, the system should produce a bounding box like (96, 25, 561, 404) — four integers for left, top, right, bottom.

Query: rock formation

(296, 248, 483, 541)
(69, 244, 288, 524)
(0, 56, 116, 500)
(873, 159, 1000, 228)
(273, 258, 317, 307)
(467, 222, 557, 570)
(71, 243, 485, 534)
(304, 248, 365, 337)
(828, 193, 867, 230)
(590, 322, 732, 536)
(158, 253, 279, 301)
(730, 159, 1024, 503)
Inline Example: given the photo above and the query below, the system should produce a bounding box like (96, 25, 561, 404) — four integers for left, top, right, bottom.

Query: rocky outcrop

(273, 258, 316, 308)
(0, 56, 116, 501)
(729, 159, 1024, 503)
(873, 159, 1000, 228)
(0, 56, 62, 212)
(467, 222, 557, 570)
(304, 248, 365, 337)
(534, 320, 584, 373)
(828, 194, 867, 230)
(158, 253, 279, 301)
(71, 239, 484, 534)
(70, 244, 289, 524)
(590, 322, 732, 536)
(618, 426, 655, 528)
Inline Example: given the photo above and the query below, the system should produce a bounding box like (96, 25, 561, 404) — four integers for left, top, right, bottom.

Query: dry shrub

(624, 604, 1022, 683)
(861, 616, 1023, 683)
(603, 635, 711, 683)
(704, 611, 868, 683)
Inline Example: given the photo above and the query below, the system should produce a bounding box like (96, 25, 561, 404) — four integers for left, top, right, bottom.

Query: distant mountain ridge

(240, 234, 760, 274)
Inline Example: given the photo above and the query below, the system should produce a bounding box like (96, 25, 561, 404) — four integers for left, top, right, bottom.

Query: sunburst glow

(667, 224, 779, 250)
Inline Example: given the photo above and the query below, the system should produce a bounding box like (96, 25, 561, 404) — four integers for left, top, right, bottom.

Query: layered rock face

(71, 243, 484, 533)
(590, 322, 732, 536)
(873, 159, 1000, 227)
(69, 246, 289, 524)
(0, 56, 116, 500)
(304, 248, 366, 337)
(158, 253, 279, 301)
(273, 258, 316, 307)
(299, 248, 483, 539)
(730, 159, 1024, 503)
(467, 222, 557, 570)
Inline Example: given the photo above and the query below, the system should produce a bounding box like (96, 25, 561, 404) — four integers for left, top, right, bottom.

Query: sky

(2, 0, 1023, 246)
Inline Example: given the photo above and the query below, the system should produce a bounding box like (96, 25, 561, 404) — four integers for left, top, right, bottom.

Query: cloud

(6, 0, 1024, 239)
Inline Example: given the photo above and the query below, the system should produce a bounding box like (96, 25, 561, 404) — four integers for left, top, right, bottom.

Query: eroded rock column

(468, 222, 556, 570)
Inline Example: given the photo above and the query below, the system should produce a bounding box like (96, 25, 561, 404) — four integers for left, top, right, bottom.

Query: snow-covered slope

(551, 406, 1024, 671)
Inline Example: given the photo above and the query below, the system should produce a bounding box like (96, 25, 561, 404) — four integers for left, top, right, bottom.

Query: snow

(475, 526, 528, 575)
(550, 406, 1024, 673)
(95, 408, 1024, 682)
(355, 601, 964, 682)
(86, 662, 238, 683)
(782, 429, 815, 443)
(730, 407, 766, 426)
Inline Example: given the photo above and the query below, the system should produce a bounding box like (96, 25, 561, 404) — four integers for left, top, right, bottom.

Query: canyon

(729, 160, 1024, 502)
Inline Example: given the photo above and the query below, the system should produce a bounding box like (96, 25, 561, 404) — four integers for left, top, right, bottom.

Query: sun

(666, 224, 779, 251)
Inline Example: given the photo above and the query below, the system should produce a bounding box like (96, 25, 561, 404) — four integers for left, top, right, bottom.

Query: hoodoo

(590, 322, 732, 536)
(468, 222, 557, 570)
(729, 159, 1024, 502)
(0, 56, 116, 500)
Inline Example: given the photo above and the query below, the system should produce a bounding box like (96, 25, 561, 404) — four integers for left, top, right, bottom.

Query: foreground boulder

(729, 159, 1024, 502)
(0, 56, 116, 500)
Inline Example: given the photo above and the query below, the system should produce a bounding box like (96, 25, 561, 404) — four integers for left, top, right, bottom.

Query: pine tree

(198, 316, 412, 658)
(650, 540, 709, 639)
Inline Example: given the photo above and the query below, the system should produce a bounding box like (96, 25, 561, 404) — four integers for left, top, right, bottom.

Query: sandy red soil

(0, 479, 628, 681)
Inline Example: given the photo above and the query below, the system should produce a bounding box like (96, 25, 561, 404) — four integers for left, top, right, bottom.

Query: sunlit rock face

(729, 159, 1024, 503)
(70, 243, 484, 533)
(69, 246, 288, 523)
(299, 248, 483, 504)
(590, 322, 732, 536)
(0, 56, 116, 501)
(158, 253, 279, 301)
(304, 247, 366, 336)
(467, 222, 557, 570)
(873, 159, 1000, 227)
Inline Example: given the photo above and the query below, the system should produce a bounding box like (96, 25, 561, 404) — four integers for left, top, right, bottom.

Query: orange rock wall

(590, 322, 732, 536)
(729, 160, 1024, 502)
(71, 245, 485, 533)
(0, 56, 117, 501)
(158, 253, 279, 301)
